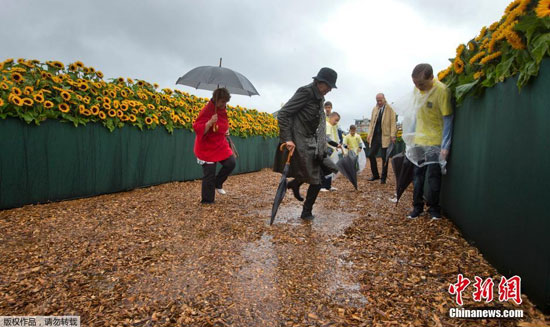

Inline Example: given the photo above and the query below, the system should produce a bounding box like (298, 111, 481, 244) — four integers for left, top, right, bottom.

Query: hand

(285, 141, 296, 151)
(391, 136, 396, 144)
(337, 144, 343, 149)
(441, 149, 449, 160)
(225, 130, 230, 136)
(208, 114, 218, 125)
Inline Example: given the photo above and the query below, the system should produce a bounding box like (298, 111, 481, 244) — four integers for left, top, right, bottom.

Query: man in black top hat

(274, 67, 338, 220)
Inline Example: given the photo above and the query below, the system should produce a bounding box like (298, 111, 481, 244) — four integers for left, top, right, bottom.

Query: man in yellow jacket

(367, 93, 397, 184)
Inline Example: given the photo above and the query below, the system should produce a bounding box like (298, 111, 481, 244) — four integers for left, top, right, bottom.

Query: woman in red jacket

(193, 88, 236, 204)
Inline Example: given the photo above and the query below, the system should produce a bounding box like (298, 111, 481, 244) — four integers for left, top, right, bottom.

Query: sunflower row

(0, 58, 278, 138)
(437, 0, 550, 104)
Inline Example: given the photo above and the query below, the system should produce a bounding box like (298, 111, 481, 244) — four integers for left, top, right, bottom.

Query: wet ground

(1, 160, 549, 326)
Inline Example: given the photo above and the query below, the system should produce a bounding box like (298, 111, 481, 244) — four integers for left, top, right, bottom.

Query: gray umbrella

(176, 60, 259, 96)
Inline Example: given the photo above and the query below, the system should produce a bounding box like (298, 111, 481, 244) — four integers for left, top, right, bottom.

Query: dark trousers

(303, 183, 322, 215)
(413, 163, 442, 214)
(201, 155, 236, 203)
(368, 134, 388, 180)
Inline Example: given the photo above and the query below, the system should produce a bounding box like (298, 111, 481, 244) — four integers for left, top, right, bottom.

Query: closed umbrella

(270, 143, 295, 225)
(391, 152, 414, 204)
(336, 151, 359, 190)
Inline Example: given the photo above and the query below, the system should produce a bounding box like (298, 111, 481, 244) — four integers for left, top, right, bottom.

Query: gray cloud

(1, 0, 512, 128)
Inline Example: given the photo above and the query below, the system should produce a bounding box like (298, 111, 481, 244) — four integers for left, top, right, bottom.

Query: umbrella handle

(279, 143, 295, 164)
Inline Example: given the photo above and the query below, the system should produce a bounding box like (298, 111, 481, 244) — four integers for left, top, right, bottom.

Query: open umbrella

(176, 58, 259, 96)
(391, 152, 414, 204)
(270, 143, 295, 225)
(176, 58, 258, 147)
(336, 151, 359, 190)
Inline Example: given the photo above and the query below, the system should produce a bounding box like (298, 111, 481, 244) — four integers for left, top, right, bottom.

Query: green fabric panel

(441, 58, 550, 312)
(0, 119, 278, 209)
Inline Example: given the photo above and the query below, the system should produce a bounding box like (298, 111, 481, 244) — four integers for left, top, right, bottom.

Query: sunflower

(506, 29, 525, 49)
(467, 41, 476, 52)
(103, 102, 112, 110)
(536, 0, 550, 17)
(44, 101, 54, 109)
(58, 103, 70, 113)
(109, 90, 116, 98)
(129, 114, 137, 122)
(153, 83, 159, 89)
(78, 105, 86, 114)
(137, 80, 145, 87)
(107, 109, 117, 117)
(117, 77, 125, 83)
(120, 90, 128, 98)
(22, 98, 34, 106)
(96, 71, 104, 79)
(33, 94, 45, 103)
(49, 61, 65, 70)
(11, 72, 24, 83)
(103, 97, 111, 105)
(139, 106, 146, 114)
(60, 91, 71, 101)
(74, 61, 84, 68)
(120, 103, 129, 111)
(99, 111, 107, 120)
(0, 82, 8, 90)
(144, 117, 154, 125)
(0, 98, 4, 107)
(10, 95, 23, 106)
(474, 71, 485, 80)
(456, 44, 466, 57)
(69, 63, 78, 71)
(23, 86, 34, 95)
(469, 51, 486, 64)
(90, 105, 100, 115)
(127, 78, 134, 84)
(83, 96, 91, 104)
(112, 100, 120, 109)
(480, 51, 503, 64)
(11, 87, 22, 96)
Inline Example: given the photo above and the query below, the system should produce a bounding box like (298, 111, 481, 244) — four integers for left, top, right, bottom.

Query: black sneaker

(407, 209, 423, 219)
(367, 176, 380, 181)
(430, 211, 442, 220)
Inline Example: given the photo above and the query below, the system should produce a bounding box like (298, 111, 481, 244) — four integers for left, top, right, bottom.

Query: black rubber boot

(301, 184, 321, 220)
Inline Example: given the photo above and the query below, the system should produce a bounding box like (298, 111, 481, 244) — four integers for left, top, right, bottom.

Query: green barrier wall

(0, 119, 278, 209)
(441, 58, 550, 312)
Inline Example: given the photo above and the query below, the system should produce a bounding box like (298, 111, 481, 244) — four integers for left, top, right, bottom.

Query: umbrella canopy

(270, 144, 294, 225)
(336, 151, 359, 190)
(176, 65, 259, 96)
(391, 152, 414, 204)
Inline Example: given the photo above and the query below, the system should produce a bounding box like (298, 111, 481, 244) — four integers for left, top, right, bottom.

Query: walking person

(193, 88, 236, 204)
(274, 67, 339, 220)
(321, 111, 341, 192)
(367, 93, 397, 184)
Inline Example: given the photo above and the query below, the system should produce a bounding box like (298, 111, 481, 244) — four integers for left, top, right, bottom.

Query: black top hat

(312, 67, 337, 89)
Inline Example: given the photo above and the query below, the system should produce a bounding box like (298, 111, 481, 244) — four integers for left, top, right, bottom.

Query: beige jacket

(367, 103, 397, 148)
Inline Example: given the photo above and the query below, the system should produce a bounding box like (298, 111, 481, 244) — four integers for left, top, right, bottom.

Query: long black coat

(273, 83, 329, 185)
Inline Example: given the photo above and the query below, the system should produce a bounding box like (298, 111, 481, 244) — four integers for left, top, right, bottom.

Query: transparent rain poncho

(393, 84, 452, 173)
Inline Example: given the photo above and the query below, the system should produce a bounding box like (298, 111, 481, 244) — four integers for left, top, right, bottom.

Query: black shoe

(407, 208, 423, 219)
(300, 211, 315, 220)
(380, 179, 386, 184)
(429, 211, 442, 220)
(287, 181, 304, 201)
(367, 176, 380, 181)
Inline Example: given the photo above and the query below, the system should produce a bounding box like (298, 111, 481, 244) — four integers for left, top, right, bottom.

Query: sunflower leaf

(531, 33, 550, 64)
(455, 80, 479, 103)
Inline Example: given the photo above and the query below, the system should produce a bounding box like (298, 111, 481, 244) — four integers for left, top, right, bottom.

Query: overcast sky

(1, 0, 512, 129)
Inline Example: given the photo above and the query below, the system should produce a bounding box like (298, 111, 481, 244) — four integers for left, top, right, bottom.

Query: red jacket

(193, 100, 233, 162)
